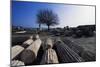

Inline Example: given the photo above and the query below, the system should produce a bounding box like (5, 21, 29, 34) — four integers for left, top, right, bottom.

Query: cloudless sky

(12, 1, 95, 28)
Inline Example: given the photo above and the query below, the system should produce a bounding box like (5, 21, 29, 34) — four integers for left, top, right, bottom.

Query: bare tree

(37, 9, 59, 31)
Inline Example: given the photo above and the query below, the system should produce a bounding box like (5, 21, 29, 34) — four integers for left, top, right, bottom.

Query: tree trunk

(48, 25, 50, 31)
(39, 24, 41, 31)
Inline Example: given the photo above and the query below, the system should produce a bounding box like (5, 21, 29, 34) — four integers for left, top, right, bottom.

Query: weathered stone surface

(53, 39, 84, 63)
(11, 60, 25, 66)
(11, 45, 24, 59)
(20, 38, 42, 65)
(42, 38, 53, 50)
(62, 38, 84, 56)
(40, 48, 59, 64)
(81, 50, 96, 61)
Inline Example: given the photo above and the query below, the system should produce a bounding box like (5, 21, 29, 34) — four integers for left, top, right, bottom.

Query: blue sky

(12, 1, 95, 28)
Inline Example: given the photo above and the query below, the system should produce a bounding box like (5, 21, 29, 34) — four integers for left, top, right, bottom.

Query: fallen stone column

(40, 48, 59, 64)
(54, 38, 84, 63)
(11, 45, 24, 60)
(42, 38, 53, 50)
(21, 35, 34, 48)
(62, 38, 84, 56)
(11, 60, 25, 66)
(81, 50, 96, 61)
(20, 36, 42, 65)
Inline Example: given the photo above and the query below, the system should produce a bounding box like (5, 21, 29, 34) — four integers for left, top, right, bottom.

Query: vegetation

(36, 9, 59, 31)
